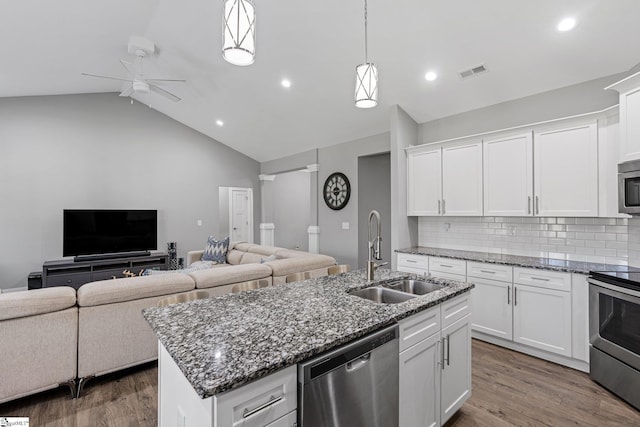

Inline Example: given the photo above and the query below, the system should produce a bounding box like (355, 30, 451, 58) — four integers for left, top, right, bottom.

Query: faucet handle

(376, 262, 388, 268)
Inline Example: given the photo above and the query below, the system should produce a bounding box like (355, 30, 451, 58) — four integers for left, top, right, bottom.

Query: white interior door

(229, 187, 253, 243)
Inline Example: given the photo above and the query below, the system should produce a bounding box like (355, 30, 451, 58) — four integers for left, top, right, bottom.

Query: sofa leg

(76, 376, 95, 398)
(60, 378, 77, 399)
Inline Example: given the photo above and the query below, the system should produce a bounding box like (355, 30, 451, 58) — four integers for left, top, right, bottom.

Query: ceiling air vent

(459, 64, 487, 79)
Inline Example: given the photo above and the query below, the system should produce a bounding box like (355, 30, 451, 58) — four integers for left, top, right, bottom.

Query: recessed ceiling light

(557, 17, 576, 32)
(216, 120, 224, 127)
(281, 79, 291, 88)
(425, 71, 438, 81)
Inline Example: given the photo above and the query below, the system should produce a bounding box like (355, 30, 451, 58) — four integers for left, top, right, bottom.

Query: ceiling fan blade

(81, 72, 133, 83)
(145, 78, 187, 83)
(149, 84, 181, 102)
(119, 86, 134, 97)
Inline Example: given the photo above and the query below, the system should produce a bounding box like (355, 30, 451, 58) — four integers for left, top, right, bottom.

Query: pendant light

(222, 0, 256, 66)
(354, 0, 378, 108)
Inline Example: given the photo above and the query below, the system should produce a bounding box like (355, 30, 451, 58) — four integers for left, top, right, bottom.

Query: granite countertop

(395, 246, 638, 274)
(142, 268, 473, 399)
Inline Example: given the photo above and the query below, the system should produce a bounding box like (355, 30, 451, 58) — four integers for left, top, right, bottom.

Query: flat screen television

(63, 209, 158, 258)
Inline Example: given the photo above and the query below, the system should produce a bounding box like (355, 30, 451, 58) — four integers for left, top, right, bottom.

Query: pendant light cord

(364, 0, 368, 63)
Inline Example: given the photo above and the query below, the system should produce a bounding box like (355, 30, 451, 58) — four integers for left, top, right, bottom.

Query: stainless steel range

(588, 270, 640, 410)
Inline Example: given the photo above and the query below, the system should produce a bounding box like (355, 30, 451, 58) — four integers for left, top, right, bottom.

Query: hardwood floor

(1, 340, 639, 426)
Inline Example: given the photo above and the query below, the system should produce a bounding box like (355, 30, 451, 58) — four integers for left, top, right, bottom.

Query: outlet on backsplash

(508, 225, 516, 236)
(444, 223, 450, 231)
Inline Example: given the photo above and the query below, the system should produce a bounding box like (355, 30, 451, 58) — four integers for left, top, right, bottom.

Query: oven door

(618, 170, 640, 214)
(589, 278, 640, 371)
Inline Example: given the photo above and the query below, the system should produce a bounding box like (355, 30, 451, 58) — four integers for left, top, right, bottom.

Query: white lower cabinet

(470, 276, 513, 340)
(398, 293, 472, 427)
(513, 283, 572, 357)
(264, 410, 297, 427)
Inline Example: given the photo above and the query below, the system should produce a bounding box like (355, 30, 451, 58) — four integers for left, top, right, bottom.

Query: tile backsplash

(418, 216, 632, 265)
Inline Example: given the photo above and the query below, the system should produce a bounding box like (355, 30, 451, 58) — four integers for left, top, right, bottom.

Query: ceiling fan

(82, 36, 185, 102)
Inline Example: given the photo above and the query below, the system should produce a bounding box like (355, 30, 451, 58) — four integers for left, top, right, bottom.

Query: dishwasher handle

(346, 352, 371, 372)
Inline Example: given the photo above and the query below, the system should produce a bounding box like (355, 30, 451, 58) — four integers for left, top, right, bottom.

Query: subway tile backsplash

(418, 216, 635, 265)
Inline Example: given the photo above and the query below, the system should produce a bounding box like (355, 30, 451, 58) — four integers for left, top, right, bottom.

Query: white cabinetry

(397, 253, 429, 275)
(398, 293, 472, 427)
(406, 140, 483, 217)
(606, 71, 640, 162)
(483, 132, 534, 216)
(429, 256, 466, 281)
(159, 344, 297, 427)
(468, 262, 513, 340)
(533, 122, 599, 217)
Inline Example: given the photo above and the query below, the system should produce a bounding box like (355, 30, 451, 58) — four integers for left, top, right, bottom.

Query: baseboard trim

(472, 331, 590, 373)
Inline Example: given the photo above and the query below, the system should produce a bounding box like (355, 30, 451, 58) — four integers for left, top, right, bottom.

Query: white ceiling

(2, 0, 639, 162)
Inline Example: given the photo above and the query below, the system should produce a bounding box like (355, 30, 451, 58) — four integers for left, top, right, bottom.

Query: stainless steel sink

(383, 279, 445, 295)
(349, 286, 416, 304)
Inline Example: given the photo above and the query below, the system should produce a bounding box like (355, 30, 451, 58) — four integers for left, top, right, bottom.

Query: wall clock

(323, 172, 351, 210)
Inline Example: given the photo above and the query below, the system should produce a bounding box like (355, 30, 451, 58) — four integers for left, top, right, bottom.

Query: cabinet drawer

(398, 305, 441, 352)
(397, 253, 429, 270)
(429, 270, 466, 282)
(513, 267, 571, 292)
(215, 365, 296, 427)
(467, 261, 512, 283)
(45, 272, 92, 289)
(265, 410, 297, 427)
(429, 257, 466, 276)
(441, 292, 472, 329)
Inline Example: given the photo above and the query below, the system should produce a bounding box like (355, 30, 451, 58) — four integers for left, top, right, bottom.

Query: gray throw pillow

(202, 236, 230, 264)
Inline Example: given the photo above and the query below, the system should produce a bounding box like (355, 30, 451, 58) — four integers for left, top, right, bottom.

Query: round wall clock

(323, 172, 351, 210)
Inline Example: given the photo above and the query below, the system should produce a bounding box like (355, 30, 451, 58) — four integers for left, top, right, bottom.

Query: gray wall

(272, 170, 310, 250)
(419, 72, 625, 144)
(260, 149, 317, 175)
(0, 93, 260, 290)
(358, 153, 391, 269)
(318, 132, 390, 269)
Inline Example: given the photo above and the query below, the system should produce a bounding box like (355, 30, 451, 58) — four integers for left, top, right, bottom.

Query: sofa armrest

(186, 250, 204, 266)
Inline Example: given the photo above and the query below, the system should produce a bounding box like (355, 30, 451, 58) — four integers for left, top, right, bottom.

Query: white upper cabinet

(606, 71, 640, 162)
(442, 141, 483, 216)
(483, 132, 533, 216)
(407, 147, 442, 216)
(533, 122, 598, 217)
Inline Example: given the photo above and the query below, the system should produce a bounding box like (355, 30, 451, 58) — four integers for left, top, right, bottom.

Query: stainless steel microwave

(619, 160, 640, 215)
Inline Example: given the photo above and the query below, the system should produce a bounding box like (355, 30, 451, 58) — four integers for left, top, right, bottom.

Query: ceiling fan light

(355, 62, 378, 108)
(132, 80, 150, 94)
(222, 0, 256, 66)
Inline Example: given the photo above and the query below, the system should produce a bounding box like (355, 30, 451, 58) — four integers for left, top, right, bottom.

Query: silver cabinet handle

(535, 196, 540, 215)
(507, 286, 511, 305)
(440, 264, 453, 268)
(242, 394, 284, 418)
(442, 199, 446, 215)
(514, 286, 517, 306)
(446, 334, 451, 366)
(480, 270, 495, 274)
(528, 196, 531, 215)
(438, 199, 441, 215)
(531, 277, 550, 282)
(406, 259, 417, 263)
(441, 338, 445, 370)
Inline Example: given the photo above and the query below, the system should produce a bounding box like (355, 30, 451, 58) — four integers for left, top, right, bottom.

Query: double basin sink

(349, 279, 444, 304)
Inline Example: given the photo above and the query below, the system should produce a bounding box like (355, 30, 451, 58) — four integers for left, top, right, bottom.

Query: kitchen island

(143, 269, 474, 427)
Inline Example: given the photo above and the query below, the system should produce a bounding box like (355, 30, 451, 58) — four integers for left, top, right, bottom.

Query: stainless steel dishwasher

(298, 324, 399, 427)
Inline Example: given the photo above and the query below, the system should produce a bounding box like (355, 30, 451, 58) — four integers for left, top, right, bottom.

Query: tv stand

(73, 251, 151, 262)
(42, 253, 168, 290)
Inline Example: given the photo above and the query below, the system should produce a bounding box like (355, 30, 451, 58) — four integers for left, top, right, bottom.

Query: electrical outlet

(444, 223, 451, 231)
(342, 222, 350, 230)
(197, 219, 202, 227)
(508, 225, 516, 236)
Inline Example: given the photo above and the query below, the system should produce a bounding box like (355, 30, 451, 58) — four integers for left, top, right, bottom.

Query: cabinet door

(483, 132, 533, 216)
(470, 278, 513, 340)
(399, 332, 441, 427)
(533, 123, 598, 217)
(442, 141, 483, 216)
(407, 148, 442, 216)
(440, 315, 472, 425)
(513, 284, 572, 357)
(264, 410, 297, 427)
(619, 85, 640, 162)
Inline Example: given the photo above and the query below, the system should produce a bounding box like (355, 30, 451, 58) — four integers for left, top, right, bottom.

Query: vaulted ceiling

(2, 0, 639, 161)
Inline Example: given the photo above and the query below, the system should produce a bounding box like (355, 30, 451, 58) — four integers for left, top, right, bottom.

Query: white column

(260, 223, 275, 246)
(307, 225, 320, 254)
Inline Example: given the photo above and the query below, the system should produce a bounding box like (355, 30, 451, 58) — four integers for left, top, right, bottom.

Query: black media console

(42, 253, 169, 290)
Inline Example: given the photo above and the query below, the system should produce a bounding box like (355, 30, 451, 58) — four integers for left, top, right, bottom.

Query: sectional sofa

(0, 242, 336, 404)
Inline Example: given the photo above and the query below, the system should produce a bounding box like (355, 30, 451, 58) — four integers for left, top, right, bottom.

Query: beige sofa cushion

(77, 273, 195, 307)
(248, 245, 281, 256)
(189, 263, 272, 289)
(226, 249, 245, 265)
(233, 242, 256, 252)
(275, 249, 314, 259)
(240, 252, 265, 264)
(266, 254, 336, 277)
(0, 287, 76, 321)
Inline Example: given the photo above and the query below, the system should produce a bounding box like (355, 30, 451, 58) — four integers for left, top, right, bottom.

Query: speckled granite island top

(396, 246, 638, 274)
(143, 268, 472, 399)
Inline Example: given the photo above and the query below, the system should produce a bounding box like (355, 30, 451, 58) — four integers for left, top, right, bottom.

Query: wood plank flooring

(1, 339, 639, 426)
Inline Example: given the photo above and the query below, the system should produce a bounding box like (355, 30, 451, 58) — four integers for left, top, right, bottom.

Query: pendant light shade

(222, 0, 256, 66)
(355, 62, 378, 108)
(355, 0, 377, 108)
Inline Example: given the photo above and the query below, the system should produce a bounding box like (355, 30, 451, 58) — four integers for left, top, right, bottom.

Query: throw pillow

(260, 254, 278, 263)
(202, 236, 230, 264)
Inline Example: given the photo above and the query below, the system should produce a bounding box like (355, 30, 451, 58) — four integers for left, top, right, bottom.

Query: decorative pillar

(259, 174, 276, 246)
(307, 226, 320, 254)
(306, 163, 320, 253)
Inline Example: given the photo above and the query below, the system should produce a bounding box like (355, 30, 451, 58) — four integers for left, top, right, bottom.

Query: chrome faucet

(367, 210, 386, 281)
